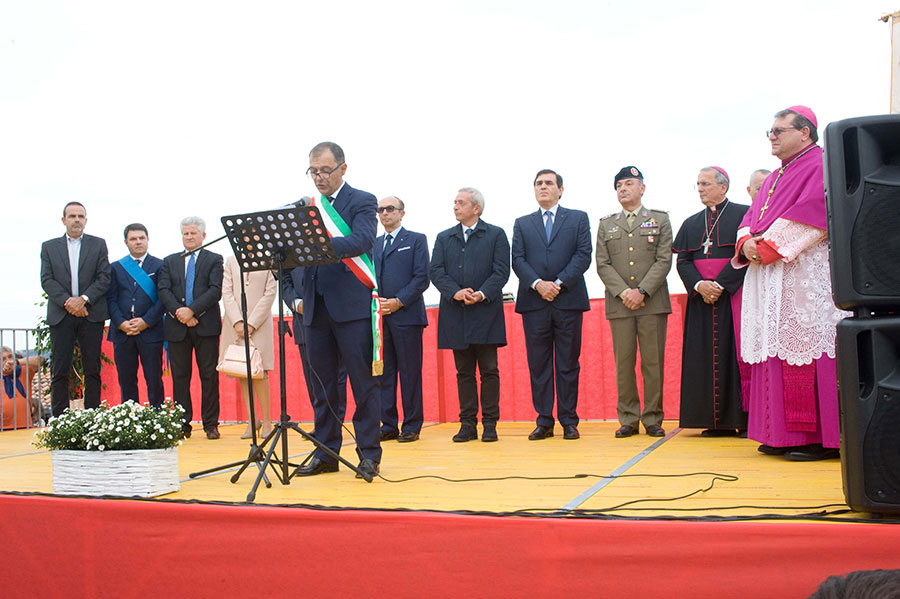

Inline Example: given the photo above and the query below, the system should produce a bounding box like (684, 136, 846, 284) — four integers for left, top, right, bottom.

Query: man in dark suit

(512, 169, 592, 441)
(40, 201, 110, 416)
(158, 217, 223, 440)
(430, 187, 510, 443)
(281, 266, 347, 424)
(293, 142, 382, 479)
(374, 196, 430, 443)
(595, 166, 673, 439)
(107, 223, 165, 407)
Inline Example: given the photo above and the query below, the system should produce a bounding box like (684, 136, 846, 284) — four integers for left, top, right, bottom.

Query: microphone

(292, 196, 312, 207)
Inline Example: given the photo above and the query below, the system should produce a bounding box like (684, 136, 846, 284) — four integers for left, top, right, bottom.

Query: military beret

(614, 166, 644, 189)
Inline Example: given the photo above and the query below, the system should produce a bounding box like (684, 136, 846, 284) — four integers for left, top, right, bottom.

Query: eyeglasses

(306, 163, 344, 180)
(376, 206, 399, 214)
(694, 181, 718, 190)
(766, 127, 798, 139)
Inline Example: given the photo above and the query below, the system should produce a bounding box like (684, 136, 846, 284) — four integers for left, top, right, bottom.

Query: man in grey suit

(595, 166, 672, 438)
(512, 169, 592, 441)
(40, 202, 111, 416)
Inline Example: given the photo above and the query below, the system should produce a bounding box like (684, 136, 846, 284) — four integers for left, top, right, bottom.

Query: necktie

(544, 211, 553, 242)
(384, 233, 393, 252)
(185, 253, 196, 305)
(626, 212, 635, 228)
(465, 228, 474, 243)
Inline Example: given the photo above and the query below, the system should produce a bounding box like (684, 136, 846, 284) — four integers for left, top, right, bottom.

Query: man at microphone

(292, 142, 382, 479)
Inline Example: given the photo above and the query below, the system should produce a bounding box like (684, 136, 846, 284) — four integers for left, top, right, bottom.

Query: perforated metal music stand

(188, 205, 372, 501)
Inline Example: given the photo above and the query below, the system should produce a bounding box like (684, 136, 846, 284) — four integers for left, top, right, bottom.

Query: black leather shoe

(380, 430, 399, 441)
(452, 425, 478, 442)
(181, 425, 192, 440)
(205, 426, 220, 440)
(758, 444, 791, 455)
(784, 444, 840, 461)
(701, 428, 738, 437)
(615, 425, 638, 438)
(355, 458, 380, 479)
(482, 424, 498, 442)
(645, 425, 666, 437)
(397, 431, 419, 443)
(563, 425, 580, 440)
(295, 457, 339, 476)
(528, 425, 554, 440)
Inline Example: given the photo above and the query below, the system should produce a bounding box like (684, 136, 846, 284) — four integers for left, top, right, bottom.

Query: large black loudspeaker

(824, 115, 900, 311)
(836, 316, 900, 514)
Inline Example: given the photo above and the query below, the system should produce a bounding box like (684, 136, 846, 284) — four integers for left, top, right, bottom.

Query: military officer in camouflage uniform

(595, 166, 672, 438)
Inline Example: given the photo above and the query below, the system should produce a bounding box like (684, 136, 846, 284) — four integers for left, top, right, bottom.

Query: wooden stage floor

(0, 421, 865, 520)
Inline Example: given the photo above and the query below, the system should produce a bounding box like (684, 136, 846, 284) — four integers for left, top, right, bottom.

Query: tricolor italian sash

(312, 194, 383, 375)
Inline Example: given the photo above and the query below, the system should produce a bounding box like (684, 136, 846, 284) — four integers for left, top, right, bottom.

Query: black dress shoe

(645, 425, 666, 437)
(784, 444, 840, 461)
(563, 425, 580, 440)
(701, 428, 738, 437)
(355, 458, 380, 479)
(181, 425, 192, 440)
(757, 444, 794, 455)
(295, 457, 339, 476)
(205, 426, 220, 440)
(528, 425, 554, 440)
(452, 425, 478, 442)
(615, 425, 638, 438)
(397, 431, 419, 443)
(380, 430, 399, 441)
(737, 429, 748, 438)
(482, 423, 498, 442)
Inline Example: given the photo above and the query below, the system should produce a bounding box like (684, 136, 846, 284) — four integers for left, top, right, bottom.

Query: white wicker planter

(51, 447, 180, 497)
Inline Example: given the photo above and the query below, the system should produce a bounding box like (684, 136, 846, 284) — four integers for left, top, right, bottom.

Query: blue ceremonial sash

(118, 255, 158, 303)
(3, 366, 27, 399)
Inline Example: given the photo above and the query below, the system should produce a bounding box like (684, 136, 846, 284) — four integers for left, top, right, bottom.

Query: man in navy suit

(430, 188, 510, 443)
(281, 266, 347, 422)
(512, 169, 592, 441)
(293, 142, 382, 479)
(106, 223, 165, 407)
(40, 202, 110, 416)
(374, 196, 430, 443)
(158, 217, 223, 440)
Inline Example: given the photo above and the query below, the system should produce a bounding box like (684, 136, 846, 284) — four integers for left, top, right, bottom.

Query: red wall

(100, 295, 688, 423)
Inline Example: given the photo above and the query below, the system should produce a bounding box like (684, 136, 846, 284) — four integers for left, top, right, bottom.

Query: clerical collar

(780, 143, 818, 167)
(709, 199, 728, 213)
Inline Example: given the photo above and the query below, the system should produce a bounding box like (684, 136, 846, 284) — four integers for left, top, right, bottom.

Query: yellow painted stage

(0, 421, 857, 519)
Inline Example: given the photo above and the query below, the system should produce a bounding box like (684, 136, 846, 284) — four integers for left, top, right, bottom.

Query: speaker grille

(851, 182, 900, 296)
(863, 386, 900, 505)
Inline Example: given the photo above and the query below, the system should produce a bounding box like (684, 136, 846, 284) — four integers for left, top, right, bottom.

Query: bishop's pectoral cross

(701, 237, 713, 255)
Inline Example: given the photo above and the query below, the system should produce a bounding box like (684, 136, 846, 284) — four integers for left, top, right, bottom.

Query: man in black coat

(512, 169, 592, 441)
(430, 187, 510, 442)
(158, 217, 224, 440)
(40, 201, 110, 415)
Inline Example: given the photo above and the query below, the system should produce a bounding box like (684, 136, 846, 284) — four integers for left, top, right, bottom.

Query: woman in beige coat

(219, 255, 277, 438)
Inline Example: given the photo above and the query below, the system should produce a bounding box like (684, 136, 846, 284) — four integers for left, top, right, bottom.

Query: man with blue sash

(107, 223, 165, 407)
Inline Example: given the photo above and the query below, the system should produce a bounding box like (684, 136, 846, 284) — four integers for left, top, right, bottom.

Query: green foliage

(33, 400, 185, 451)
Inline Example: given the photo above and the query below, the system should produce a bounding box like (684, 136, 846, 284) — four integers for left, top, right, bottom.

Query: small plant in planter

(33, 401, 186, 497)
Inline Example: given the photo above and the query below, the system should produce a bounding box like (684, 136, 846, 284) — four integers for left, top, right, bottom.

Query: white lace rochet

(740, 218, 850, 366)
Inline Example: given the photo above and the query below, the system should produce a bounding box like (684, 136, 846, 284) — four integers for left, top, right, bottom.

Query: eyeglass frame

(376, 205, 400, 214)
(305, 162, 345, 180)
(766, 126, 802, 139)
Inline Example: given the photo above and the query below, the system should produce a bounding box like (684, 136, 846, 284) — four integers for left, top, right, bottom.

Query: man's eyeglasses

(376, 206, 399, 214)
(306, 163, 344, 180)
(766, 127, 798, 139)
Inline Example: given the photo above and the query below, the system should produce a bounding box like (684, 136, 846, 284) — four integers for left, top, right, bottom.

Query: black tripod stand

(189, 205, 372, 502)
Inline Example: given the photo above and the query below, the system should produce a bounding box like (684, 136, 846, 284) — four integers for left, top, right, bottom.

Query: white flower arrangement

(33, 400, 185, 452)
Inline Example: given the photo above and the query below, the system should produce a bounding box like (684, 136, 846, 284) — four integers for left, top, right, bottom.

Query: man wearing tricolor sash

(294, 142, 382, 479)
(107, 223, 165, 407)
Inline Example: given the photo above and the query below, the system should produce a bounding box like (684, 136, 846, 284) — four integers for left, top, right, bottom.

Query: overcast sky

(1, 0, 896, 330)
